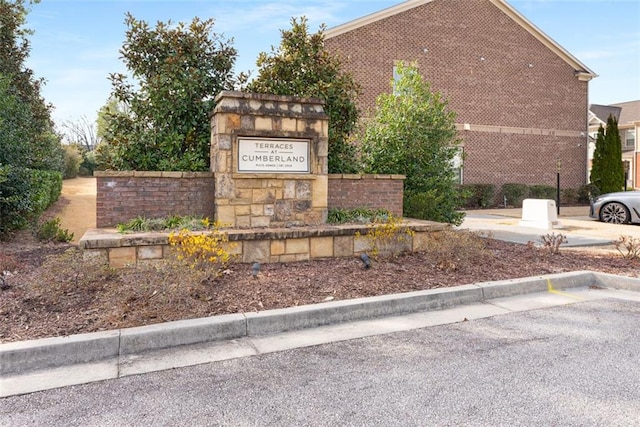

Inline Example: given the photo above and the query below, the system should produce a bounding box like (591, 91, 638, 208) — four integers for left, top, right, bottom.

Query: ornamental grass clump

(168, 222, 236, 276)
(117, 215, 211, 233)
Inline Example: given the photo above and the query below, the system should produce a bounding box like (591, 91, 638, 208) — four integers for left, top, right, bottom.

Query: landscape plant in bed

(168, 220, 237, 276)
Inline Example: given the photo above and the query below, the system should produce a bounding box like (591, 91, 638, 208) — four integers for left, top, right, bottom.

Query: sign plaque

(238, 137, 310, 173)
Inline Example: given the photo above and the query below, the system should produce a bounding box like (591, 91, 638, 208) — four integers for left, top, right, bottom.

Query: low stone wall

(328, 174, 405, 216)
(95, 171, 215, 228)
(79, 220, 447, 268)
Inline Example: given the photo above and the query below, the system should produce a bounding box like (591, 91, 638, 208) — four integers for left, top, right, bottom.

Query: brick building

(324, 0, 597, 194)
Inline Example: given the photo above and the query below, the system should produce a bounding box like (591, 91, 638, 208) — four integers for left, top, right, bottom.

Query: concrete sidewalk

(458, 205, 640, 250)
(2, 270, 640, 398)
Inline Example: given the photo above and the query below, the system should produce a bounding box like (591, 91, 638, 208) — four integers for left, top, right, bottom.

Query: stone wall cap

(159, 171, 183, 178)
(79, 230, 170, 249)
(327, 174, 406, 180)
(94, 171, 134, 177)
(93, 171, 214, 178)
(186, 172, 215, 178)
(215, 90, 325, 106)
(78, 220, 442, 249)
(133, 171, 163, 177)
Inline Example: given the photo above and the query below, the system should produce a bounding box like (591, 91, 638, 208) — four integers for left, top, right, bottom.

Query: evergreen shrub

(0, 166, 62, 236)
(561, 188, 579, 205)
(63, 145, 81, 179)
(528, 185, 556, 200)
(459, 184, 496, 208)
(501, 183, 529, 207)
(577, 183, 600, 203)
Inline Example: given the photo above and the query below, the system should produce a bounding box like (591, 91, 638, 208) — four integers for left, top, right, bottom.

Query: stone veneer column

(210, 91, 329, 228)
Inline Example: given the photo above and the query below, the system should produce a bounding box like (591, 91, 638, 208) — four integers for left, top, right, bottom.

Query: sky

(22, 0, 640, 129)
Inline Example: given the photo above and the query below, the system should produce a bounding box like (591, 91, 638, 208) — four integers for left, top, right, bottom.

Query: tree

(0, 0, 62, 172)
(247, 17, 361, 173)
(1, 0, 63, 236)
(99, 13, 241, 171)
(96, 97, 127, 142)
(590, 114, 624, 194)
(361, 62, 464, 225)
(0, 0, 44, 122)
(61, 115, 100, 151)
(59, 115, 100, 176)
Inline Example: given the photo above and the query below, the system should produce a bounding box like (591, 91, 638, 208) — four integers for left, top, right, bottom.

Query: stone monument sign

(210, 91, 329, 228)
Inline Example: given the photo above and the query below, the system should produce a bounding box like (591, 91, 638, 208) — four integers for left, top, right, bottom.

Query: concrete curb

(245, 283, 483, 336)
(2, 270, 639, 389)
(119, 313, 247, 356)
(1, 330, 120, 376)
(591, 271, 640, 292)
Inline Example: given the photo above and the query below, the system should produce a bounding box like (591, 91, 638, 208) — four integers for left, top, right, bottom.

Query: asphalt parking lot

(3, 291, 640, 426)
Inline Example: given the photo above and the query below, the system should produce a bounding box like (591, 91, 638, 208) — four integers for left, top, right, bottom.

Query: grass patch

(116, 215, 213, 233)
(327, 208, 390, 224)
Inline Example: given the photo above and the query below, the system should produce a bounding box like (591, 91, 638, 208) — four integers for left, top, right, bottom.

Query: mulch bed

(2, 234, 638, 344)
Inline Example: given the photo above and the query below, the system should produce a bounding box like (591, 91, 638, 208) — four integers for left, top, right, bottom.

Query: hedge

(0, 165, 62, 236)
(459, 184, 496, 208)
(528, 184, 556, 200)
(501, 183, 529, 207)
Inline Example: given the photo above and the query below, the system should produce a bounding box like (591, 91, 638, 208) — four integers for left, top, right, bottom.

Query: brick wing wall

(95, 172, 215, 228)
(328, 174, 404, 216)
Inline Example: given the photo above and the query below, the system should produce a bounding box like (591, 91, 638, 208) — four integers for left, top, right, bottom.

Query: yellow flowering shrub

(357, 214, 414, 258)
(168, 221, 237, 275)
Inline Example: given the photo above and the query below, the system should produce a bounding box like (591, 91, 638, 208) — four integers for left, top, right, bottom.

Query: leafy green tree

(361, 62, 464, 225)
(0, 73, 31, 166)
(96, 97, 124, 142)
(589, 124, 606, 191)
(0, 0, 46, 124)
(1, 0, 63, 236)
(247, 17, 361, 173)
(100, 13, 241, 171)
(62, 144, 81, 179)
(590, 114, 624, 193)
(0, 0, 63, 172)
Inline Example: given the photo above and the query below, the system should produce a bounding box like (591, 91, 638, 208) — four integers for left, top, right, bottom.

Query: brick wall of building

(325, 0, 590, 192)
(328, 174, 405, 216)
(95, 171, 215, 228)
(461, 131, 587, 188)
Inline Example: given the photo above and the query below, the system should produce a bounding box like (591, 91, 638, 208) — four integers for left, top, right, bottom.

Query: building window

(625, 129, 636, 148)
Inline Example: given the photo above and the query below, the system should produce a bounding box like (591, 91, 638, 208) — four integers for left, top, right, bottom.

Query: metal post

(556, 158, 561, 216)
(556, 171, 560, 215)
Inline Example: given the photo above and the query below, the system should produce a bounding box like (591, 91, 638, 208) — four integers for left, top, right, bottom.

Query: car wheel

(600, 202, 630, 224)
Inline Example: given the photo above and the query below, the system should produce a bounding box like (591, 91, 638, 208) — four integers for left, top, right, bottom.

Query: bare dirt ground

(1, 178, 639, 344)
(55, 177, 96, 243)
